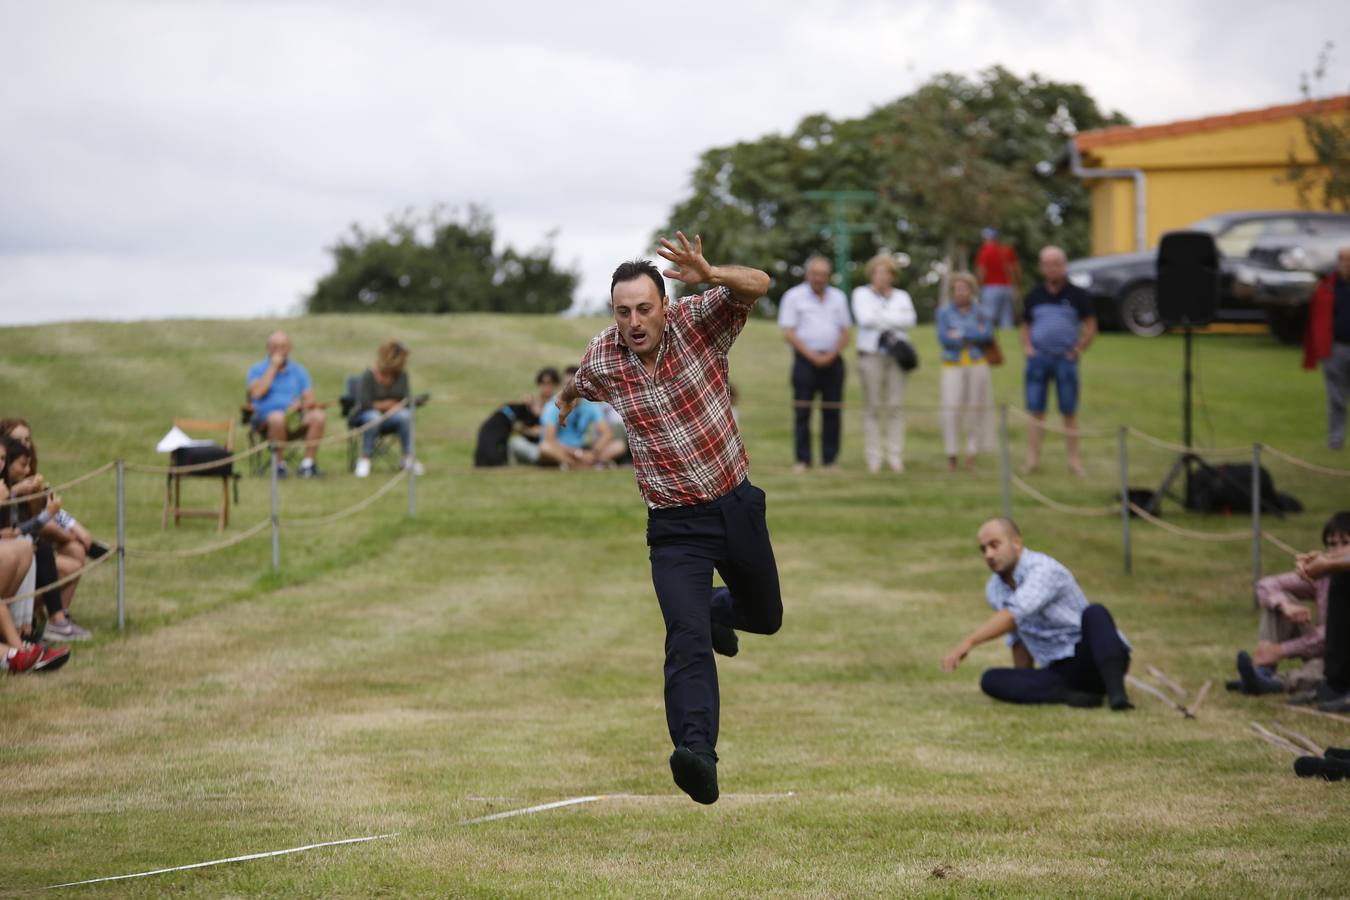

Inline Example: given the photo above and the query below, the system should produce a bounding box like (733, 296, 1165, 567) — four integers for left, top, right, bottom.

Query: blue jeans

(1024, 354, 1079, 415)
(980, 284, 1015, 329)
(355, 408, 411, 458)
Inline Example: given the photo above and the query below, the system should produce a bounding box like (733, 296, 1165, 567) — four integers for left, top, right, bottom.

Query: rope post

(407, 402, 417, 518)
(999, 403, 1012, 520)
(269, 444, 281, 573)
(1118, 427, 1132, 575)
(1251, 443, 1262, 601)
(116, 458, 126, 631)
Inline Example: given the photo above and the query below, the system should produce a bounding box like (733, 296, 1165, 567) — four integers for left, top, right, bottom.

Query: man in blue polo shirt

(537, 372, 625, 469)
(1020, 246, 1096, 475)
(246, 330, 327, 478)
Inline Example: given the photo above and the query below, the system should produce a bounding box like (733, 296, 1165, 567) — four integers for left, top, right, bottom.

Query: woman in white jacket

(852, 254, 917, 473)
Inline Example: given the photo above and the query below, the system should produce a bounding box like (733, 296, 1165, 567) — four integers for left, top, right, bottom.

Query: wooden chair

(162, 418, 237, 531)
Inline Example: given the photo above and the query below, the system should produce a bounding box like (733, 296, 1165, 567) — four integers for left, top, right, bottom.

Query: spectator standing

(246, 330, 326, 478)
(851, 254, 916, 473)
(937, 273, 996, 471)
(353, 340, 422, 478)
(975, 228, 1021, 330)
(778, 255, 852, 472)
(1303, 246, 1350, 450)
(1021, 246, 1096, 475)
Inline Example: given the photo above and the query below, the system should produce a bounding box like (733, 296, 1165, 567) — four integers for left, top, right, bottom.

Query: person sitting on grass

(537, 368, 626, 470)
(0, 418, 106, 561)
(1232, 511, 1349, 695)
(353, 340, 422, 478)
(942, 517, 1133, 710)
(476, 367, 561, 467)
(0, 538, 68, 674)
(2, 438, 91, 641)
(1285, 539, 1350, 714)
(246, 330, 326, 478)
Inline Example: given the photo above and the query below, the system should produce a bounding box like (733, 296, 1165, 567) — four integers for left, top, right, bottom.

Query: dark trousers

(980, 604, 1130, 704)
(647, 480, 783, 749)
(792, 353, 844, 465)
(1326, 572, 1350, 693)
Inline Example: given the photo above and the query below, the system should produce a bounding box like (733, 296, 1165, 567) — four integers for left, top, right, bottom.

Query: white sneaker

(354, 458, 372, 478)
(402, 457, 425, 476)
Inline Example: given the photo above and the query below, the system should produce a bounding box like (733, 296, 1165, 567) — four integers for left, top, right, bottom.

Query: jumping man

(556, 232, 783, 804)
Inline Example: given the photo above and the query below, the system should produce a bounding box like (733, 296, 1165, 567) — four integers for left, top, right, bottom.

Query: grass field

(1, 313, 1348, 896)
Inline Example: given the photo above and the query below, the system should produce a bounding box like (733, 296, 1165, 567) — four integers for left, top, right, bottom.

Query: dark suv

(1065, 210, 1350, 338)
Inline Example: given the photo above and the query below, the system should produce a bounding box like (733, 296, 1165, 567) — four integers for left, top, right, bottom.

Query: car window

(1214, 218, 1300, 257)
(1307, 217, 1350, 235)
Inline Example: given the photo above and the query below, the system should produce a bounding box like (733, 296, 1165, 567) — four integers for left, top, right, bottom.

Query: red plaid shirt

(572, 286, 749, 509)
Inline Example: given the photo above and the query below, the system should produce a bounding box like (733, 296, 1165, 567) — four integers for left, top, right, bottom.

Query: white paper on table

(156, 426, 215, 453)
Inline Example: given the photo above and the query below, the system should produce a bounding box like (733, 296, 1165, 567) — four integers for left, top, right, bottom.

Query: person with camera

(937, 272, 996, 472)
(779, 255, 852, 472)
(851, 253, 916, 474)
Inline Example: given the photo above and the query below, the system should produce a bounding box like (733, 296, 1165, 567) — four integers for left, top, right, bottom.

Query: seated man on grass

(942, 517, 1133, 710)
(247, 330, 326, 478)
(1233, 511, 1349, 695)
(536, 370, 626, 470)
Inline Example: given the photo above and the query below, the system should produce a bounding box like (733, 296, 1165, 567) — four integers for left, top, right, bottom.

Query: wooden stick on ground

(1146, 665, 1189, 702)
(1183, 679, 1212, 718)
(1271, 722, 1324, 756)
(1250, 722, 1305, 757)
(1126, 675, 1193, 718)
(1287, 705, 1350, 727)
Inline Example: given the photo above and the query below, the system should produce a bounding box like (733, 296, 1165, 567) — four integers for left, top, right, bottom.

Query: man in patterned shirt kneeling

(942, 517, 1133, 711)
(556, 232, 782, 804)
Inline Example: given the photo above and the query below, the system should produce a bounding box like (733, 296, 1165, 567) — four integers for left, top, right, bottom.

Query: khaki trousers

(857, 353, 906, 470)
(939, 363, 994, 457)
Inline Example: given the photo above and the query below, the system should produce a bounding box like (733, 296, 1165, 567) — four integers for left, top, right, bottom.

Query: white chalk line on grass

(42, 791, 797, 890)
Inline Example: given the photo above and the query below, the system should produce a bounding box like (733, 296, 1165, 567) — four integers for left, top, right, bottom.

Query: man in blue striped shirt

(942, 517, 1133, 710)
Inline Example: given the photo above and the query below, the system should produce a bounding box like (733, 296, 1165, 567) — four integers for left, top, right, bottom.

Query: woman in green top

(354, 340, 422, 477)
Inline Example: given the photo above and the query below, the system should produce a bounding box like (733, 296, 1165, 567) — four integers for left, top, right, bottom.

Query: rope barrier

(1005, 405, 1114, 438)
(1126, 502, 1249, 542)
(1261, 531, 1303, 559)
(124, 441, 269, 476)
(0, 461, 117, 509)
(1010, 475, 1120, 516)
(124, 519, 271, 560)
(2, 552, 114, 604)
(1124, 427, 1249, 456)
(282, 470, 408, 528)
(1259, 444, 1350, 478)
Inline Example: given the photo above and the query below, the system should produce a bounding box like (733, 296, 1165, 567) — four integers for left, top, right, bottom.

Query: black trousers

(647, 479, 783, 749)
(980, 604, 1130, 703)
(791, 353, 845, 466)
(1326, 572, 1350, 693)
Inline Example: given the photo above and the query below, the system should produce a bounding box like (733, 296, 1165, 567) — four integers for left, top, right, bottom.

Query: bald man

(942, 518, 1133, 710)
(1020, 246, 1096, 475)
(247, 330, 326, 477)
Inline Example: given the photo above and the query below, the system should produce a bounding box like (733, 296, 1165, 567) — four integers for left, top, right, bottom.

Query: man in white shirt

(778, 256, 852, 472)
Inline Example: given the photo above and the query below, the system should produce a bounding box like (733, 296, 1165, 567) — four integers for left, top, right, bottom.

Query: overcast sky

(2, 0, 1346, 325)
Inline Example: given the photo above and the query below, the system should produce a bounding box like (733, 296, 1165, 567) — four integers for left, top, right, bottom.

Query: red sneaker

(33, 644, 70, 673)
(5, 643, 44, 674)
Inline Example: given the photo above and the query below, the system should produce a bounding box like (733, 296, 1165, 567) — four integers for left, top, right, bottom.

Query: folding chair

(340, 375, 430, 472)
(162, 418, 240, 531)
(241, 395, 303, 476)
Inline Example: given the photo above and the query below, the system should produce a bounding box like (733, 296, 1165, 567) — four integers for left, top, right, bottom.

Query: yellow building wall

(1081, 111, 1344, 256)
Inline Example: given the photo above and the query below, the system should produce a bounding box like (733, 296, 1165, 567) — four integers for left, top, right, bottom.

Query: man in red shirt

(1303, 246, 1350, 450)
(556, 232, 782, 804)
(975, 227, 1022, 330)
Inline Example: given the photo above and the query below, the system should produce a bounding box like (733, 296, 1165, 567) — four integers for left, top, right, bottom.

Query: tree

(306, 205, 578, 314)
(657, 67, 1128, 317)
(1286, 43, 1350, 212)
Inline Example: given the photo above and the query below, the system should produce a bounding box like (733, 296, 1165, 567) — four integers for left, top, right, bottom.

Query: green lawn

(1, 314, 1347, 896)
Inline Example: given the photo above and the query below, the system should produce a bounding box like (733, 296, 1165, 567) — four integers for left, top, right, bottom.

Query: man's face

(1039, 249, 1067, 285)
(978, 521, 1022, 576)
(1337, 248, 1350, 281)
(268, 335, 292, 363)
(612, 277, 668, 361)
(1327, 531, 1350, 553)
(806, 261, 831, 293)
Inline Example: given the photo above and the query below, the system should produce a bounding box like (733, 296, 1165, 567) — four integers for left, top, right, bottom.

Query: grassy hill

(0, 313, 1346, 895)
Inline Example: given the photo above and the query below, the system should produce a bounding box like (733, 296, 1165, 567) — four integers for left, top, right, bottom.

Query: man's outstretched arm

(658, 231, 769, 307)
(941, 608, 1017, 672)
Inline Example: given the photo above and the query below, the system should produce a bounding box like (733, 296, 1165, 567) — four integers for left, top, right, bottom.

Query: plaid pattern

(572, 286, 749, 509)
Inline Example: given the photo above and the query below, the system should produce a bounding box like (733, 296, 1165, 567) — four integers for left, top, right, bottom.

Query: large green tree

(658, 67, 1128, 317)
(307, 205, 578, 314)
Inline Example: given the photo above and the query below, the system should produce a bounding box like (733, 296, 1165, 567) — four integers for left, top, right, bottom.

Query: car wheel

(1119, 283, 1165, 337)
(1267, 308, 1307, 345)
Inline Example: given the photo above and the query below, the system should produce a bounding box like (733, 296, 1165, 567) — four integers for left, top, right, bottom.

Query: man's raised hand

(658, 231, 714, 286)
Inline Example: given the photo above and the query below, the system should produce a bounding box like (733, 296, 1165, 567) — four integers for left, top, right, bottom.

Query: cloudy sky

(2, 0, 1346, 325)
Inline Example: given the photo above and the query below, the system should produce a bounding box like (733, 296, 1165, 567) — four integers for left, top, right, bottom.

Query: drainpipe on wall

(1065, 138, 1148, 253)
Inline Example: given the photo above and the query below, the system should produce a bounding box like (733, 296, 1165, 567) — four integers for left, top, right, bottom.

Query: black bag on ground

(1184, 463, 1301, 514)
(879, 332, 918, 372)
(171, 444, 233, 478)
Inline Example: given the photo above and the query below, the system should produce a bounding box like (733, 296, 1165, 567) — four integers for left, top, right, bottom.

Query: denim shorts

(1024, 354, 1079, 415)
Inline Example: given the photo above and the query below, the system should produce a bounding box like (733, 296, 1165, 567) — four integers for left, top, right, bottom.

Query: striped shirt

(572, 286, 749, 509)
(985, 548, 1127, 666)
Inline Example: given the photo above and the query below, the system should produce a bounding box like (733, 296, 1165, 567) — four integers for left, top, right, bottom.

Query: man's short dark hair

(1323, 511, 1350, 546)
(535, 366, 561, 386)
(610, 259, 666, 302)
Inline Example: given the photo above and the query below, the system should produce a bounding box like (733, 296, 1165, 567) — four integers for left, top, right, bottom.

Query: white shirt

(851, 285, 917, 354)
(777, 282, 852, 354)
